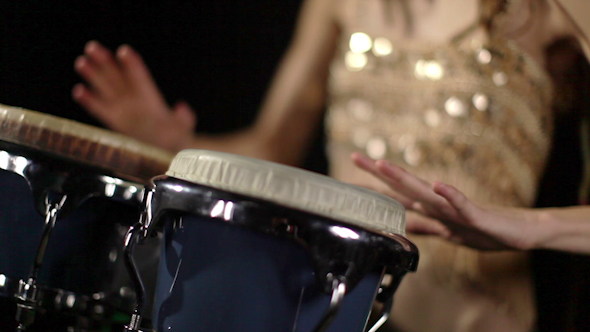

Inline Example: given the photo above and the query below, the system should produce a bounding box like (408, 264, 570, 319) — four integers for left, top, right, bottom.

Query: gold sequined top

(326, 0, 554, 207)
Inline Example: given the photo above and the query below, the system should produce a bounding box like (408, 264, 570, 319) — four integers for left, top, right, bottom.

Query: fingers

(377, 164, 461, 220)
(350, 153, 510, 250)
(352, 152, 429, 196)
(350, 153, 417, 208)
(431, 181, 478, 223)
(374, 159, 438, 202)
(75, 41, 127, 99)
(351, 152, 403, 189)
(351, 181, 417, 209)
(353, 153, 452, 214)
(116, 45, 161, 95)
(159, 101, 199, 151)
(405, 211, 451, 237)
(352, 152, 463, 221)
(172, 101, 198, 130)
(72, 83, 110, 120)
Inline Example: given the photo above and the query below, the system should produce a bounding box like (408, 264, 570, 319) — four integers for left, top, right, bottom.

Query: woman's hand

(73, 41, 196, 151)
(351, 153, 542, 251)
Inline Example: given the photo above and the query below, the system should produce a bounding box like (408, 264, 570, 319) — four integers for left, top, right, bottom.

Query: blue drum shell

(0, 168, 146, 330)
(152, 203, 383, 332)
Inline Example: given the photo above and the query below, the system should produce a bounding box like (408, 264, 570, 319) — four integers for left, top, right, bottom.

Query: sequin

(424, 108, 441, 127)
(366, 137, 387, 159)
(345, 51, 368, 71)
(415, 60, 444, 80)
(425, 61, 444, 80)
(373, 37, 393, 57)
(349, 32, 372, 53)
(414, 60, 427, 79)
(476, 49, 492, 64)
(445, 97, 467, 117)
(472, 93, 489, 111)
(493, 71, 508, 86)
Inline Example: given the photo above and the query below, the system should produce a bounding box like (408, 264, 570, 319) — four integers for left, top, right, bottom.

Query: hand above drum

(73, 41, 197, 152)
(352, 152, 590, 254)
(72, 40, 322, 165)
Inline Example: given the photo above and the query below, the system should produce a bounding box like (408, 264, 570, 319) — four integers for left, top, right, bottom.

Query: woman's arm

(536, 206, 590, 253)
(352, 153, 590, 254)
(549, 0, 590, 60)
(188, 0, 340, 165)
(74, 0, 340, 166)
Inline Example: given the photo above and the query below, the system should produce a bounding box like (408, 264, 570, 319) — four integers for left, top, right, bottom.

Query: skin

(352, 152, 590, 255)
(73, 43, 198, 152)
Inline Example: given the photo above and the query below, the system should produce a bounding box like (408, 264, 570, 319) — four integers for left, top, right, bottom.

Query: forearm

(171, 90, 324, 165)
(253, 81, 327, 166)
(178, 129, 271, 160)
(179, 0, 338, 166)
(535, 206, 590, 254)
(249, 0, 338, 166)
(551, 0, 590, 61)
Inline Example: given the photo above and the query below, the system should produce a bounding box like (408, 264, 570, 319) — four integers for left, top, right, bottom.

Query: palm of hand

(351, 153, 537, 251)
(73, 41, 196, 152)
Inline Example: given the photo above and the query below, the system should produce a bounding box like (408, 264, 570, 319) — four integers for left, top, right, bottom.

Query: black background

(0, 1, 327, 173)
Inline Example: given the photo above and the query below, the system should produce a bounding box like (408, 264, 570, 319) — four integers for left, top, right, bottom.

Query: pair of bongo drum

(0, 104, 418, 332)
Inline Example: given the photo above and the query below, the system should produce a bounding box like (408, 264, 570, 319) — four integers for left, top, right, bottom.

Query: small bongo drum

(0, 104, 173, 331)
(124, 150, 418, 332)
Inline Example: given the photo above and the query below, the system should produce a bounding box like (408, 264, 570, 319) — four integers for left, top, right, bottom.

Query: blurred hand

(351, 153, 541, 251)
(73, 41, 196, 151)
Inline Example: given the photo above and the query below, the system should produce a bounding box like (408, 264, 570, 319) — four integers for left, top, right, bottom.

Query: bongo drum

(124, 150, 418, 332)
(0, 104, 173, 331)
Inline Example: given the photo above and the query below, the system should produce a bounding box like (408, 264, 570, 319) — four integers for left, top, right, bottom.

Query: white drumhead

(167, 149, 406, 236)
(0, 104, 174, 181)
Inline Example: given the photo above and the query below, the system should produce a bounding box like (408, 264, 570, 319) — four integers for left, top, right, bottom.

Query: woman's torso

(326, 0, 554, 206)
(325, 1, 556, 331)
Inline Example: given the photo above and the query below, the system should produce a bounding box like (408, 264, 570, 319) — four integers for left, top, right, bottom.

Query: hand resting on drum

(352, 152, 590, 255)
(73, 40, 197, 152)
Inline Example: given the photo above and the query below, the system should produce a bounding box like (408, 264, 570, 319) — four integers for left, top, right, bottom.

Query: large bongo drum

(0, 104, 173, 331)
(124, 150, 418, 332)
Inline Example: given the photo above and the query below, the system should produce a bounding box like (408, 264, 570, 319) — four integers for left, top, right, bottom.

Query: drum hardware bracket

(123, 223, 148, 332)
(138, 188, 155, 239)
(14, 279, 38, 330)
(366, 294, 394, 332)
(366, 268, 405, 332)
(313, 277, 347, 332)
(32, 194, 67, 277)
(15, 193, 67, 331)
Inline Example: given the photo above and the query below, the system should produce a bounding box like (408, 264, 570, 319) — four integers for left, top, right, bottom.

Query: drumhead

(0, 104, 174, 181)
(166, 149, 406, 236)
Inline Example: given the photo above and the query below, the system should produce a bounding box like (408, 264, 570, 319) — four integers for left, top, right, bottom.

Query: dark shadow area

(533, 38, 590, 332)
(0, 1, 327, 174)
